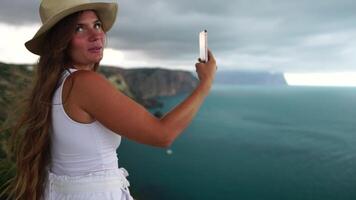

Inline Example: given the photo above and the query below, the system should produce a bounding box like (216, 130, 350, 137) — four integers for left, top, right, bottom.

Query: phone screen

(199, 30, 208, 62)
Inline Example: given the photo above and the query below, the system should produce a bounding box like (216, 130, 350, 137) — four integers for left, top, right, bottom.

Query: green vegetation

(0, 63, 33, 198)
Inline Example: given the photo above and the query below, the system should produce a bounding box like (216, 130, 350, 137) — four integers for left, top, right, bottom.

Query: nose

(88, 28, 103, 42)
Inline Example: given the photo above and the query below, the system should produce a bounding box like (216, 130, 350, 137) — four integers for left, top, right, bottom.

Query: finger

(198, 58, 207, 63)
(207, 49, 215, 62)
(195, 62, 204, 67)
(207, 49, 214, 60)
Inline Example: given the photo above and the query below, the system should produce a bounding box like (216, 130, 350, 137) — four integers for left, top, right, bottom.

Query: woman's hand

(195, 49, 217, 93)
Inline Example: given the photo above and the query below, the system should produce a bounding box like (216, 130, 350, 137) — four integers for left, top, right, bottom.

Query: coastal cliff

(121, 68, 198, 99)
(0, 62, 199, 110)
(99, 66, 198, 108)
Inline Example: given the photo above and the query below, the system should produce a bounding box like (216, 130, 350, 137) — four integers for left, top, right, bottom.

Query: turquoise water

(118, 86, 356, 200)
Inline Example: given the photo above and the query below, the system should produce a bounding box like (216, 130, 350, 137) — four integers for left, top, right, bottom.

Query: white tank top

(51, 68, 121, 176)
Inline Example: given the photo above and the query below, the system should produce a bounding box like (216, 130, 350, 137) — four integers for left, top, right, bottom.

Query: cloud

(0, 0, 38, 25)
(0, 23, 39, 64)
(1, 0, 356, 72)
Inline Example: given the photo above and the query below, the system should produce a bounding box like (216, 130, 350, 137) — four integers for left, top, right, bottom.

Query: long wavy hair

(2, 10, 100, 200)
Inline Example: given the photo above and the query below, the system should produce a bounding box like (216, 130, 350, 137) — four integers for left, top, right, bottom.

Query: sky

(0, 0, 356, 78)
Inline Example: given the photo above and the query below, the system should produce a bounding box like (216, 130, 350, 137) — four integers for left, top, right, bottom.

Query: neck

(71, 63, 95, 71)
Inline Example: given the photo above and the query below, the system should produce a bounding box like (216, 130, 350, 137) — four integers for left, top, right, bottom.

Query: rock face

(99, 66, 198, 108)
(99, 67, 134, 98)
(121, 68, 198, 99)
(99, 66, 198, 99)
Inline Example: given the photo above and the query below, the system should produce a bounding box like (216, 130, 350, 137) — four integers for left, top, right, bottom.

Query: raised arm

(72, 50, 217, 148)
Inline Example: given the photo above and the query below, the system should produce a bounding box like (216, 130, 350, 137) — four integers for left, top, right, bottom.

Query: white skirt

(44, 168, 134, 200)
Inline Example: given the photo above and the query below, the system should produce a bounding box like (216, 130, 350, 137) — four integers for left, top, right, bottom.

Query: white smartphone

(199, 30, 208, 63)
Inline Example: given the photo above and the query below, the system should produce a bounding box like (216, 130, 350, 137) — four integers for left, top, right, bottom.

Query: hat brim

(25, 2, 118, 55)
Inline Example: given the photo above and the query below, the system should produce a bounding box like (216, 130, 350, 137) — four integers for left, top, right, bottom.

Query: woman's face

(68, 10, 105, 69)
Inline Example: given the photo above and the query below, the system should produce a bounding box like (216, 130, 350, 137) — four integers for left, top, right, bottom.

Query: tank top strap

(63, 67, 79, 78)
(54, 68, 79, 105)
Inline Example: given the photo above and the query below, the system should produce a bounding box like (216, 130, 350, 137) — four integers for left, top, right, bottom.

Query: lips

(88, 46, 102, 53)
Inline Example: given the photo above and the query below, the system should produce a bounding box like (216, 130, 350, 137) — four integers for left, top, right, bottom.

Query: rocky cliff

(0, 62, 198, 110)
(117, 67, 198, 99)
(99, 66, 198, 107)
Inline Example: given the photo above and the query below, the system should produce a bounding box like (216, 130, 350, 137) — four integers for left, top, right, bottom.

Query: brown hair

(1, 11, 100, 200)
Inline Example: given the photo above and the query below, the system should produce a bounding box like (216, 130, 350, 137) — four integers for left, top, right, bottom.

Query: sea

(117, 85, 356, 200)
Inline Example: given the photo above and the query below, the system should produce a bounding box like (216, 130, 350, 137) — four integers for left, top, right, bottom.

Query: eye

(75, 26, 84, 33)
(94, 22, 102, 30)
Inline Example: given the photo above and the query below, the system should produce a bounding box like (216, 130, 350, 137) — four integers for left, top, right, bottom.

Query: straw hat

(25, 0, 118, 55)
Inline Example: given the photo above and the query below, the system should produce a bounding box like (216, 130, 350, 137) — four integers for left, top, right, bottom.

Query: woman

(4, 0, 216, 199)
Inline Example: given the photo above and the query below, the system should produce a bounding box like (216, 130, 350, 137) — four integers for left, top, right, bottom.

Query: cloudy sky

(1, 0, 356, 73)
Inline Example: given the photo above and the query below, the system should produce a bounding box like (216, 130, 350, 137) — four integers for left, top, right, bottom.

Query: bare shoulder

(65, 70, 118, 112)
(69, 70, 107, 87)
(68, 70, 114, 95)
